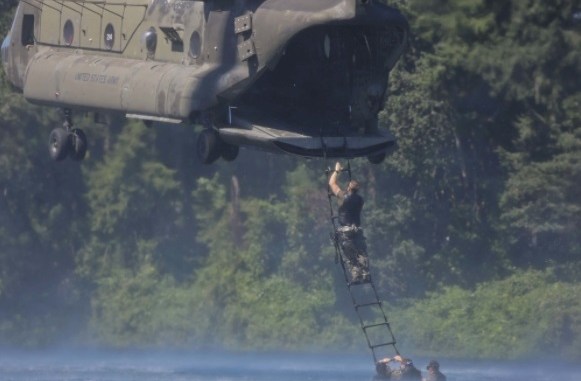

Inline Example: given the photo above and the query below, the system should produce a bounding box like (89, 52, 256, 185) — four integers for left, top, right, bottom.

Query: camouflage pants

(337, 227, 369, 282)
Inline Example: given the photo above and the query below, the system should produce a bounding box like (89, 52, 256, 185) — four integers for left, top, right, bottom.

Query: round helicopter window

(189, 31, 201, 59)
(63, 20, 74, 46)
(141, 27, 157, 54)
(104, 23, 115, 50)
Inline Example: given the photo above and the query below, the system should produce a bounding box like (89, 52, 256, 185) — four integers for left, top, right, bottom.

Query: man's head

(347, 180, 360, 193)
(427, 360, 439, 372)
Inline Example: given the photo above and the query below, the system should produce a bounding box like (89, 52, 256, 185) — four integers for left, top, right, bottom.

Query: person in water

(374, 358, 393, 380)
(423, 360, 446, 381)
(328, 161, 370, 284)
(375, 355, 422, 380)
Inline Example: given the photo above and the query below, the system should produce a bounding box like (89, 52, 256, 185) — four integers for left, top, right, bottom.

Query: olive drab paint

(2, 0, 408, 163)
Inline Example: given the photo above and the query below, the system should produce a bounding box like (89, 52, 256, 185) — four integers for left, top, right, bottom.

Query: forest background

(0, 0, 580, 360)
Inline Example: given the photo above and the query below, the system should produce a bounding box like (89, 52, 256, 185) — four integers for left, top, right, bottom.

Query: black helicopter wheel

(221, 142, 239, 162)
(48, 127, 71, 161)
(197, 128, 221, 164)
(70, 128, 88, 161)
(367, 152, 386, 165)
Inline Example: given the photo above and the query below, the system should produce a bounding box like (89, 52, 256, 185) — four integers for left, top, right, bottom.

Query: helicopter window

(21, 15, 35, 46)
(141, 27, 157, 55)
(104, 23, 115, 50)
(189, 31, 201, 59)
(63, 20, 74, 46)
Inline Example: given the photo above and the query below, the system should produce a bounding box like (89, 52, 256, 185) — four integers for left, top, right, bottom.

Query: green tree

(0, 97, 86, 345)
(394, 268, 581, 359)
(368, 0, 507, 298)
(491, 1, 581, 266)
(78, 121, 185, 278)
(190, 169, 357, 349)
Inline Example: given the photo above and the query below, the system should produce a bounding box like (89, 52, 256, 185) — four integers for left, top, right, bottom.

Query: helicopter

(1, 0, 408, 164)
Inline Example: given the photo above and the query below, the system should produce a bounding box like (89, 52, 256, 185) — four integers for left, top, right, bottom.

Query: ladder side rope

(323, 153, 400, 364)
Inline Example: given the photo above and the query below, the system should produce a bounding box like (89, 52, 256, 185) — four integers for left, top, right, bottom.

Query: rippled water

(0, 350, 579, 381)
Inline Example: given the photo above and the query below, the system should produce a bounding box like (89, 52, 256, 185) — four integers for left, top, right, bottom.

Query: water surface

(0, 350, 578, 381)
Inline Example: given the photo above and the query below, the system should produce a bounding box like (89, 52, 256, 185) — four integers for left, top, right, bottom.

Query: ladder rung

(363, 322, 389, 330)
(370, 341, 397, 349)
(356, 301, 381, 309)
(349, 283, 370, 288)
(348, 280, 373, 287)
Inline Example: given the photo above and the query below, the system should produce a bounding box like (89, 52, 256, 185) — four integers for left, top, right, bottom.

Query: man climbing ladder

(328, 161, 370, 284)
(326, 160, 400, 367)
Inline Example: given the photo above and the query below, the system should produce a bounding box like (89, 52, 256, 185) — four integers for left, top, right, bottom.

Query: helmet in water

(427, 360, 440, 370)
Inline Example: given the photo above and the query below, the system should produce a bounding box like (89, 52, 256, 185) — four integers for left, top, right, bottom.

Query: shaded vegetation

(0, 0, 580, 359)
(394, 266, 581, 359)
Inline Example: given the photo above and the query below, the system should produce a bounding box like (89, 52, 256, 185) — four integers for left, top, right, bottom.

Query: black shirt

(337, 190, 364, 226)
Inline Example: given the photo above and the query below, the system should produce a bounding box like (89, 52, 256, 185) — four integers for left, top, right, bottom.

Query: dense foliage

(394, 266, 581, 359)
(0, 0, 579, 359)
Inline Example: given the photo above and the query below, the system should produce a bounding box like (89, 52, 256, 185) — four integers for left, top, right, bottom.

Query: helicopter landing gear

(221, 141, 239, 162)
(48, 127, 70, 161)
(196, 128, 239, 164)
(48, 109, 88, 162)
(70, 128, 88, 161)
(197, 128, 221, 164)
